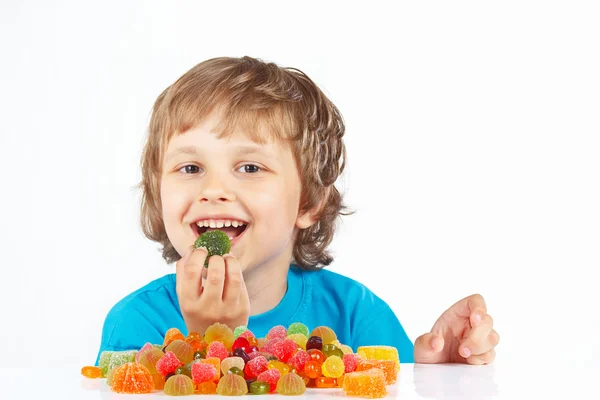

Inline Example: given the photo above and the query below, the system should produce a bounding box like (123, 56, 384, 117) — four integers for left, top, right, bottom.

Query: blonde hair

(138, 56, 351, 269)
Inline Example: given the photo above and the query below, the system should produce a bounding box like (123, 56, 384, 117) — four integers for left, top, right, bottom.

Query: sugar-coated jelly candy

(238, 329, 256, 339)
(194, 229, 231, 266)
(165, 339, 195, 364)
(356, 359, 398, 384)
(233, 325, 248, 339)
(99, 350, 137, 377)
(267, 325, 287, 340)
(164, 373, 194, 396)
(111, 362, 155, 394)
(216, 373, 248, 396)
(249, 380, 270, 395)
(315, 376, 336, 388)
(191, 362, 217, 384)
(275, 372, 306, 395)
(156, 351, 183, 377)
(244, 355, 268, 378)
(342, 368, 387, 398)
(81, 366, 102, 378)
(305, 336, 323, 351)
(257, 368, 280, 393)
(220, 356, 245, 375)
(287, 349, 310, 372)
(321, 355, 345, 378)
(310, 326, 337, 345)
(357, 345, 400, 373)
(342, 353, 361, 373)
(199, 357, 221, 380)
(206, 341, 228, 361)
(135, 343, 154, 363)
(287, 322, 309, 337)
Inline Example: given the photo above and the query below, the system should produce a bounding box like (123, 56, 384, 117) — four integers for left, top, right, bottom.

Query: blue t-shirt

(95, 265, 415, 364)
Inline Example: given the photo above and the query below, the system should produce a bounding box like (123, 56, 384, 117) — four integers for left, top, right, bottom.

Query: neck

(243, 250, 292, 316)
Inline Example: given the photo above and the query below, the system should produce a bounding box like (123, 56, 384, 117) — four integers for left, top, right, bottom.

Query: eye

(237, 164, 262, 173)
(178, 165, 202, 174)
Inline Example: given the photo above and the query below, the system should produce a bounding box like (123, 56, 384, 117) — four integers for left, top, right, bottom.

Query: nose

(198, 172, 235, 203)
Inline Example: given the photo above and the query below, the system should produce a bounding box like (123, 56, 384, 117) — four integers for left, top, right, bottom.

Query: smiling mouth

(192, 223, 248, 240)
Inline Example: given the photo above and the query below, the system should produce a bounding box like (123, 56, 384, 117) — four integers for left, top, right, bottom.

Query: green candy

(194, 230, 231, 267)
(287, 322, 309, 338)
(322, 344, 344, 359)
(228, 366, 244, 377)
(250, 380, 270, 395)
(233, 325, 248, 339)
(98, 350, 137, 377)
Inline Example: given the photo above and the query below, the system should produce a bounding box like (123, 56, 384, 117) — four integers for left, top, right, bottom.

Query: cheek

(160, 180, 186, 223)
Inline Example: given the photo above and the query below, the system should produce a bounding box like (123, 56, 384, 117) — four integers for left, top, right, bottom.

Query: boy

(96, 56, 499, 366)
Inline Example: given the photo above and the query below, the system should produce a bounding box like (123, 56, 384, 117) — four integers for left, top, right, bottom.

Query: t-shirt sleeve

(94, 294, 165, 365)
(352, 303, 415, 363)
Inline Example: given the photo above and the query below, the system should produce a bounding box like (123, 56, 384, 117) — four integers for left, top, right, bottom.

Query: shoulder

(297, 267, 388, 308)
(97, 274, 178, 354)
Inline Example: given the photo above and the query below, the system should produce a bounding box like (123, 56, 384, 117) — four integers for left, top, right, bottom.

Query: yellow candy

(286, 333, 308, 350)
(357, 345, 400, 373)
(268, 360, 290, 375)
(343, 368, 387, 398)
(321, 355, 345, 378)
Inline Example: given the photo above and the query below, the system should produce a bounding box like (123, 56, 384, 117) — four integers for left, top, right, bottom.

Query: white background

(1, 0, 598, 370)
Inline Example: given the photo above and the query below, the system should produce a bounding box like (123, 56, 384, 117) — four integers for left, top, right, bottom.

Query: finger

(414, 333, 445, 364)
(451, 294, 488, 327)
(175, 245, 194, 297)
(201, 255, 226, 302)
(177, 245, 204, 301)
(459, 316, 495, 357)
(466, 348, 496, 365)
(222, 254, 244, 303)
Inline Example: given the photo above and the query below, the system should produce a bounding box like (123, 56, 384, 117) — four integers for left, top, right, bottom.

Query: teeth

(196, 219, 247, 228)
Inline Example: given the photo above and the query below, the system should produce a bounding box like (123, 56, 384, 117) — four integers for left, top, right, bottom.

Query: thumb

(414, 333, 445, 364)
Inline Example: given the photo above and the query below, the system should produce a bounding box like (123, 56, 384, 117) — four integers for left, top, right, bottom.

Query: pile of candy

(82, 322, 400, 398)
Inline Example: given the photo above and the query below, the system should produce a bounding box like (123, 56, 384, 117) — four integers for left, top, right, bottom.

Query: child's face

(160, 111, 309, 272)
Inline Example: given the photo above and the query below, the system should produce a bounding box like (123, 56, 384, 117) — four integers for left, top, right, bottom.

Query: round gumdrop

(164, 373, 194, 396)
(322, 355, 345, 378)
(156, 351, 183, 377)
(203, 322, 234, 351)
(306, 336, 323, 351)
(257, 368, 281, 393)
(287, 322, 309, 337)
(322, 343, 344, 359)
(310, 326, 337, 345)
(267, 325, 287, 340)
(138, 348, 165, 375)
(304, 360, 322, 379)
(111, 362, 154, 394)
(81, 366, 102, 379)
(221, 356, 245, 375)
(249, 380, 270, 395)
(165, 339, 195, 364)
(276, 372, 306, 395)
(216, 373, 248, 396)
(192, 362, 218, 384)
(307, 349, 326, 365)
(232, 336, 250, 352)
(206, 341, 228, 361)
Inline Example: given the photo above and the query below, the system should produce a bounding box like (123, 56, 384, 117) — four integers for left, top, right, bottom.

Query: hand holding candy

(413, 294, 499, 365)
(175, 244, 250, 335)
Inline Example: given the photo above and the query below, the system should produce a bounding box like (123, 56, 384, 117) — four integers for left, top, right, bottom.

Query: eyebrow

(164, 145, 275, 163)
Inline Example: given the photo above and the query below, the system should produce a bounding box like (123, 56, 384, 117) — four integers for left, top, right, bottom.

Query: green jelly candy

(322, 344, 344, 359)
(250, 380, 270, 395)
(287, 322, 309, 338)
(98, 351, 116, 377)
(194, 230, 231, 267)
(233, 326, 248, 339)
(228, 366, 244, 377)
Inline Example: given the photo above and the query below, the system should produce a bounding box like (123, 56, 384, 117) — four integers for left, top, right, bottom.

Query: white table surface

(1, 361, 598, 399)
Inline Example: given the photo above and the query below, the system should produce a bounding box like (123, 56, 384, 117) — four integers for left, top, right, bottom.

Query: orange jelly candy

(356, 359, 398, 384)
(196, 380, 218, 394)
(163, 327, 185, 348)
(315, 376, 336, 388)
(80, 366, 102, 378)
(111, 362, 155, 394)
(342, 368, 387, 398)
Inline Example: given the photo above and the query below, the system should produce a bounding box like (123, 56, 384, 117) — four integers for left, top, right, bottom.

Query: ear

(295, 187, 330, 229)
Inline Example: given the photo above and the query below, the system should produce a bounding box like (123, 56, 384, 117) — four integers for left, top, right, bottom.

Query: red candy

(207, 341, 228, 361)
(155, 351, 182, 376)
(267, 325, 287, 340)
(244, 355, 268, 378)
(257, 368, 281, 393)
(192, 362, 218, 384)
(261, 338, 282, 355)
(238, 329, 255, 339)
(343, 353, 360, 373)
(232, 337, 250, 352)
(288, 350, 310, 372)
